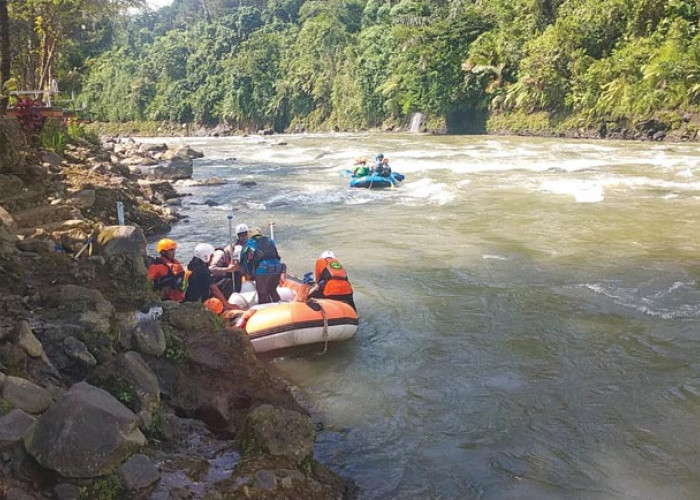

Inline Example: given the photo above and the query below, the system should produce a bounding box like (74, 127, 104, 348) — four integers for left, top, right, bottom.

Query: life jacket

(353, 165, 369, 177)
(181, 269, 193, 292)
(244, 236, 280, 273)
(148, 256, 185, 302)
(315, 258, 353, 296)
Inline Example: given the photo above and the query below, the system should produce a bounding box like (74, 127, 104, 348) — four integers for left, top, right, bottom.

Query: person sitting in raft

(147, 238, 185, 302)
(379, 157, 392, 177)
(372, 153, 384, 174)
(184, 243, 236, 311)
(309, 250, 356, 311)
(240, 226, 286, 304)
(209, 223, 249, 296)
(352, 158, 369, 177)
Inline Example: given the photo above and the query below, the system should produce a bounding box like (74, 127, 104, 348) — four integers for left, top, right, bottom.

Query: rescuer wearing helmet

(147, 238, 185, 302)
(184, 243, 235, 310)
(210, 222, 250, 296)
(240, 226, 285, 304)
(309, 250, 356, 310)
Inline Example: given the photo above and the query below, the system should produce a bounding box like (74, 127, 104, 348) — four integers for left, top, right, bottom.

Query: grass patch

(162, 323, 187, 364)
(79, 474, 125, 500)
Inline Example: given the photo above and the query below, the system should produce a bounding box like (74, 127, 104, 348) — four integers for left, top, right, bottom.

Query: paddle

(227, 213, 235, 284)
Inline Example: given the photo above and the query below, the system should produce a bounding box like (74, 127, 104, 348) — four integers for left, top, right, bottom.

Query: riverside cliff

(0, 119, 356, 500)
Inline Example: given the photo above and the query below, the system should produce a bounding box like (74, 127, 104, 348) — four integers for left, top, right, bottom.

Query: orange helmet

(203, 297, 224, 315)
(157, 238, 177, 253)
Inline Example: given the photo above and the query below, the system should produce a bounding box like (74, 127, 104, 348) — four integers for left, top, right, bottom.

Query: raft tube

(236, 299, 359, 352)
(228, 279, 297, 309)
(350, 172, 405, 189)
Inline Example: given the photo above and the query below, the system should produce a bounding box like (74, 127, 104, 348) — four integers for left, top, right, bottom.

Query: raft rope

(308, 298, 330, 355)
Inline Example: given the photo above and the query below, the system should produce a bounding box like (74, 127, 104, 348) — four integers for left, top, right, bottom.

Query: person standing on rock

(147, 238, 185, 302)
(240, 227, 285, 304)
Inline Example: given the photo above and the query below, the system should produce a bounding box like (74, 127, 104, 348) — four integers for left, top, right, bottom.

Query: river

(146, 133, 700, 500)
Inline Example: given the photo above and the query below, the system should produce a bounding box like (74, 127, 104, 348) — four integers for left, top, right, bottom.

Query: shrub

(40, 121, 68, 155)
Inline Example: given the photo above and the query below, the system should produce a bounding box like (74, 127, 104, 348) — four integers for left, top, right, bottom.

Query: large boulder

(24, 382, 146, 478)
(91, 226, 152, 308)
(133, 319, 166, 356)
(239, 404, 315, 463)
(2, 376, 52, 414)
(150, 158, 193, 181)
(89, 351, 160, 427)
(0, 409, 36, 448)
(165, 145, 204, 160)
(147, 304, 302, 433)
(93, 225, 147, 273)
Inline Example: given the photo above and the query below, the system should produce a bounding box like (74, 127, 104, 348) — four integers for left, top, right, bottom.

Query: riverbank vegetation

(5, 0, 700, 138)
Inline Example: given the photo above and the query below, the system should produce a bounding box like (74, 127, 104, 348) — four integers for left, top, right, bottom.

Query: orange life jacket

(147, 256, 185, 302)
(315, 258, 353, 297)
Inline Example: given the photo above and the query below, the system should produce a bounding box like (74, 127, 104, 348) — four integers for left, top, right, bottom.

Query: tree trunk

(0, 0, 9, 112)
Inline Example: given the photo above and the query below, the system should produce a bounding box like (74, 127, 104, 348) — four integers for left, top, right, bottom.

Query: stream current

(145, 133, 700, 500)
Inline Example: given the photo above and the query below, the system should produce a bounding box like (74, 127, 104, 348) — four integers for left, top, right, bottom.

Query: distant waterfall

(409, 112, 424, 133)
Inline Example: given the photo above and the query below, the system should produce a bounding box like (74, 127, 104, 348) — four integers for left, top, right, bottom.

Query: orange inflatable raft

(224, 298, 358, 353)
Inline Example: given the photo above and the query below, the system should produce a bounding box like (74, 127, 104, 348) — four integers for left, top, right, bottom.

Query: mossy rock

(0, 344, 27, 377)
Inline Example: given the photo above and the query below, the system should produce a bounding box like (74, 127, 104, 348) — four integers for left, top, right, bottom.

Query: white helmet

(235, 223, 249, 235)
(194, 243, 215, 263)
(320, 250, 336, 259)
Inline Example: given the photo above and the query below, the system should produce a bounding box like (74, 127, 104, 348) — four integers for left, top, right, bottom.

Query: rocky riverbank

(83, 112, 700, 143)
(0, 119, 356, 500)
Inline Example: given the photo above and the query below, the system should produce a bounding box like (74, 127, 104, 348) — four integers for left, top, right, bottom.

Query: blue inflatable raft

(350, 172, 405, 189)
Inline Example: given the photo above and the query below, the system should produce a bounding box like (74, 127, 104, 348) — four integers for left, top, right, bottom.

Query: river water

(148, 133, 700, 500)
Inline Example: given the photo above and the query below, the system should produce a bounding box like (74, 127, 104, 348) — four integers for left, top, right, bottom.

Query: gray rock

(254, 469, 277, 491)
(165, 145, 204, 160)
(0, 205, 17, 231)
(63, 336, 97, 368)
(41, 151, 63, 167)
(161, 412, 180, 442)
(2, 376, 52, 414)
(16, 321, 45, 358)
(93, 226, 147, 262)
(6, 487, 37, 500)
(0, 409, 36, 447)
(118, 453, 160, 491)
(0, 371, 5, 388)
(133, 319, 166, 357)
(24, 382, 146, 478)
(113, 311, 137, 350)
(138, 143, 168, 154)
(240, 404, 315, 462)
(15, 238, 54, 254)
(53, 483, 79, 500)
(151, 158, 193, 181)
(69, 189, 96, 208)
(117, 351, 160, 426)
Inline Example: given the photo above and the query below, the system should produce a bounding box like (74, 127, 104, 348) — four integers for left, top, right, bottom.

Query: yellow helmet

(157, 238, 177, 253)
(247, 226, 263, 238)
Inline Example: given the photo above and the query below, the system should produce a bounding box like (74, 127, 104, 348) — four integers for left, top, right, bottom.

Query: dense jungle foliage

(6, 0, 700, 134)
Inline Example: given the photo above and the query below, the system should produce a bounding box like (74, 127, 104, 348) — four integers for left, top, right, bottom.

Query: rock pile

(0, 120, 356, 500)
